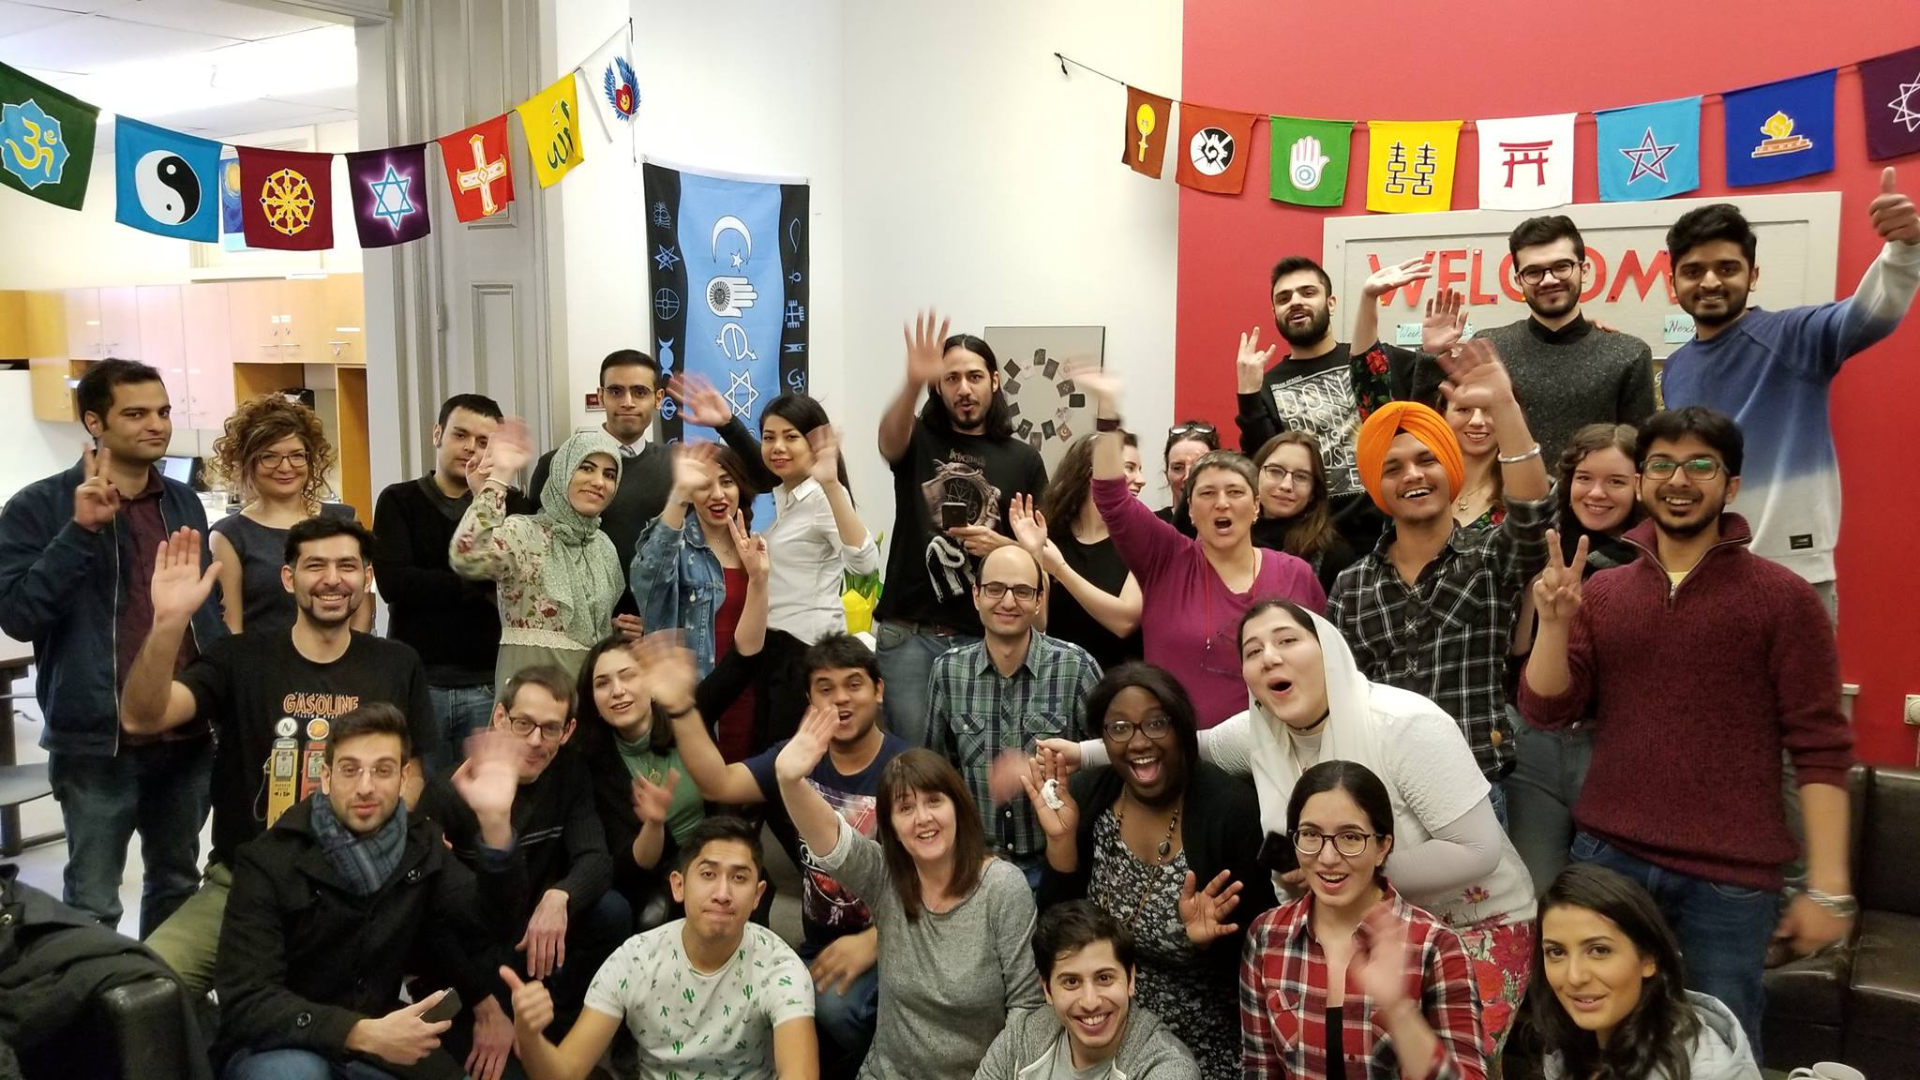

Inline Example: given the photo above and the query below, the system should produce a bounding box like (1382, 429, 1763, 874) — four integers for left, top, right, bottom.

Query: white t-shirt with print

(583, 920, 815, 1080)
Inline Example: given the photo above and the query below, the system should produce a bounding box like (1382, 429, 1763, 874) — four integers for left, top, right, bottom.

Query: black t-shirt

(1045, 534, 1141, 671)
(875, 421, 1048, 630)
(178, 631, 436, 865)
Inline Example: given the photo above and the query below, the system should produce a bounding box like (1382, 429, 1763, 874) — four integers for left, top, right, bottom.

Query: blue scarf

(308, 793, 409, 897)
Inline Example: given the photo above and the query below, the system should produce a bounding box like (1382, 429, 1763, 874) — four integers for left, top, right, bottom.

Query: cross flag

(1474, 113, 1574, 210)
(437, 114, 515, 222)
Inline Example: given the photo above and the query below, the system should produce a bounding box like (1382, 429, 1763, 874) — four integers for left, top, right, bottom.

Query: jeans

(223, 1048, 400, 1080)
(46, 738, 212, 936)
(873, 621, 978, 747)
(801, 939, 880, 1080)
(1506, 715, 1594, 891)
(425, 683, 497, 778)
(1487, 780, 1509, 831)
(1571, 831, 1775, 1059)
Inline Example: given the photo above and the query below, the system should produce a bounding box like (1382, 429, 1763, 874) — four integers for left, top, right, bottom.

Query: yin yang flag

(114, 117, 221, 241)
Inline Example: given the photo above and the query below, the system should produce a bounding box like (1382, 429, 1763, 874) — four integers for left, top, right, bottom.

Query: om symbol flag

(0, 59, 99, 210)
(516, 73, 584, 189)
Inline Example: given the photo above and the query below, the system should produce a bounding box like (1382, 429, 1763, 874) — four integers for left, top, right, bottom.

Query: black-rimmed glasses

(1102, 716, 1173, 743)
(1291, 828, 1379, 857)
(1642, 456, 1722, 482)
(1516, 259, 1580, 286)
(979, 582, 1041, 604)
(507, 714, 568, 741)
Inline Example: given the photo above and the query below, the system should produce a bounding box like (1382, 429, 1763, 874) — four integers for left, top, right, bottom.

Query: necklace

(1112, 796, 1181, 929)
(1454, 476, 1493, 514)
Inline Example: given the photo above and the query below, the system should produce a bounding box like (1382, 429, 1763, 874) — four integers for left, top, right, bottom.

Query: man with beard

(1661, 169, 1919, 608)
(527, 350, 671, 615)
(122, 515, 437, 995)
(875, 311, 1049, 745)
(1406, 216, 1657, 461)
(373, 393, 527, 774)
(1521, 406, 1854, 1057)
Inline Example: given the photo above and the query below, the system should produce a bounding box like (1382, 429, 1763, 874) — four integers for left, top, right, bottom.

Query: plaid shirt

(1326, 494, 1552, 778)
(926, 630, 1101, 857)
(1239, 882, 1486, 1080)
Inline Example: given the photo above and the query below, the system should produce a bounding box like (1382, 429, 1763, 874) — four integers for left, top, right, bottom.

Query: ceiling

(0, 0, 358, 139)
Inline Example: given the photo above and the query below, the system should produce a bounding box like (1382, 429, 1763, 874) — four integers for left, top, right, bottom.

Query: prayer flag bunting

(1475, 113, 1575, 210)
(517, 74, 584, 188)
(1365, 119, 1461, 213)
(1860, 46, 1920, 161)
(237, 145, 333, 251)
(1594, 96, 1701, 202)
(580, 29, 639, 138)
(113, 118, 221, 241)
(1174, 103, 1256, 194)
(0, 60, 98, 210)
(1723, 70, 1835, 187)
(1122, 85, 1171, 179)
(1268, 116, 1352, 206)
(437, 114, 515, 222)
(346, 144, 431, 248)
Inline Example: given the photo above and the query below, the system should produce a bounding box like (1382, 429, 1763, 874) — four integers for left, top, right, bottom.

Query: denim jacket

(630, 513, 727, 678)
(0, 459, 226, 755)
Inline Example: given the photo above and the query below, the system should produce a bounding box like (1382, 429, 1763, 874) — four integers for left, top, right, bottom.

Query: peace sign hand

(1532, 529, 1589, 625)
(1236, 327, 1279, 394)
(73, 444, 121, 532)
(1178, 869, 1245, 945)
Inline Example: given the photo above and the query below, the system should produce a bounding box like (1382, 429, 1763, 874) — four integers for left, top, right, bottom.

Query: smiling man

(974, 901, 1199, 1080)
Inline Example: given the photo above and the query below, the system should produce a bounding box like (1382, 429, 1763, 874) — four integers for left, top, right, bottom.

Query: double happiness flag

(0, 60, 98, 210)
(1594, 96, 1701, 202)
(1174, 104, 1256, 194)
(1475, 113, 1575, 210)
(345, 144, 432, 248)
(1121, 85, 1171, 179)
(1724, 70, 1836, 187)
(238, 145, 333, 251)
(1366, 120, 1461, 213)
(1268, 116, 1353, 206)
(114, 117, 221, 241)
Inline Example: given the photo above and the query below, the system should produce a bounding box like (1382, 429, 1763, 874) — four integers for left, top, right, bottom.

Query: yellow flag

(1365, 120, 1462, 213)
(516, 73, 584, 188)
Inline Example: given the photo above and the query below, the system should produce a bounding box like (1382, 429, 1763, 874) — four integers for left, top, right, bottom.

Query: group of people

(0, 167, 1913, 1080)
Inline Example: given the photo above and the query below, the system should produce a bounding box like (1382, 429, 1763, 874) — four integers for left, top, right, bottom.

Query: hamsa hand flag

(114, 118, 221, 241)
(580, 29, 639, 139)
(1595, 97, 1701, 202)
(1366, 120, 1461, 213)
(517, 74, 584, 188)
(437, 114, 515, 222)
(0, 60, 99, 210)
(1475, 113, 1574, 210)
(1268, 116, 1353, 207)
(238, 146, 333, 251)
(1724, 70, 1836, 187)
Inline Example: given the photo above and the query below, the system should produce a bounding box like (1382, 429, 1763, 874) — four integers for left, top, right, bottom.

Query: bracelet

(1803, 889, 1859, 918)
(1497, 444, 1542, 465)
(1096, 416, 1123, 433)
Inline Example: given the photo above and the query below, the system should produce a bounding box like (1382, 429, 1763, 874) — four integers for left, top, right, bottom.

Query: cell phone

(420, 987, 462, 1024)
(1257, 830, 1298, 876)
(940, 501, 969, 530)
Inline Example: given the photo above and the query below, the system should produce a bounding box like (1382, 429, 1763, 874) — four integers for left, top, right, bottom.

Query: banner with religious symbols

(438, 114, 516, 221)
(582, 28, 640, 139)
(517, 74, 585, 188)
(1474, 113, 1575, 211)
(345, 144, 432, 248)
(114, 117, 222, 241)
(644, 162, 809, 525)
(1122, 85, 1172, 179)
(1860, 46, 1920, 161)
(0, 61, 97, 210)
(1723, 70, 1837, 187)
(1268, 116, 1353, 206)
(1174, 103, 1256, 194)
(1594, 96, 1701, 202)
(238, 145, 333, 251)
(1365, 119, 1461, 213)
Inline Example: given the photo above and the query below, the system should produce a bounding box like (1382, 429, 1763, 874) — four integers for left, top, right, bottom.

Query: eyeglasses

(1516, 259, 1580, 286)
(506, 714, 569, 741)
(1291, 828, 1379, 857)
(1167, 421, 1217, 441)
(979, 581, 1041, 604)
(1642, 457, 1722, 482)
(332, 761, 400, 781)
(1102, 716, 1173, 743)
(1260, 465, 1314, 490)
(257, 451, 309, 470)
(603, 384, 656, 401)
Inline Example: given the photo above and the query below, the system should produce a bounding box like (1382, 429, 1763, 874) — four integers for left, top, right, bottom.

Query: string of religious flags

(0, 23, 641, 250)
(1084, 43, 1920, 212)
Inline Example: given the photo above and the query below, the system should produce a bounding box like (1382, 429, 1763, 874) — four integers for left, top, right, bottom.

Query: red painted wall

(1176, 0, 1920, 765)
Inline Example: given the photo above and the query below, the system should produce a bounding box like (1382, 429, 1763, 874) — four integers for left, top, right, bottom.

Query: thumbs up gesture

(1870, 167, 1919, 245)
(499, 966, 555, 1040)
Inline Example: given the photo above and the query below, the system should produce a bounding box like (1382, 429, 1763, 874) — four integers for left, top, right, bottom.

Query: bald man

(926, 545, 1102, 888)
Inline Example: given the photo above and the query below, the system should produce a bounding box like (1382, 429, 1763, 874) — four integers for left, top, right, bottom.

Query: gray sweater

(972, 1005, 1200, 1080)
(813, 817, 1045, 1080)
(1544, 991, 1760, 1080)
(1409, 316, 1656, 461)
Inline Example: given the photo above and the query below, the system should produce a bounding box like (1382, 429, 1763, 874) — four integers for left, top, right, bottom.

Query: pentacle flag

(1475, 113, 1574, 211)
(1174, 103, 1256, 194)
(0, 60, 99, 210)
(346, 144, 432, 248)
(1860, 46, 1920, 161)
(238, 145, 334, 251)
(1365, 120, 1461, 213)
(516, 74, 584, 188)
(437, 114, 515, 222)
(114, 117, 221, 241)
(1723, 69, 1835, 187)
(1268, 116, 1353, 207)
(1121, 86, 1171, 179)
(1594, 96, 1701, 202)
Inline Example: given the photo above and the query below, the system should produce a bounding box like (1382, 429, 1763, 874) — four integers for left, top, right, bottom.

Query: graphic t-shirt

(583, 920, 814, 1080)
(1261, 347, 1363, 499)
(177, 631, 435, 865)
(744, 731, 909, 949)
(876, 421, 1049, 630)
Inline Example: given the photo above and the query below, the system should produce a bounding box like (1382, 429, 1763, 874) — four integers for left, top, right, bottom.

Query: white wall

(0, 152, 191, 290)
(0, 372, 86, 505)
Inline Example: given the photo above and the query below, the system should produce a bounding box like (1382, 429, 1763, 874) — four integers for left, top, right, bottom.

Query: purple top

(1093, 477, 1325, 728)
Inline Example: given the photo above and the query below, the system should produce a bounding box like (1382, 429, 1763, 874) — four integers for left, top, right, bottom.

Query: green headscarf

(532, 430, 625, 647)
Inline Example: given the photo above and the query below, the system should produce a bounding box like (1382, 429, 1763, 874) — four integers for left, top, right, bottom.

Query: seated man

(503, 815, 818, 1080)
(975, 900, 1198, 1079)
(417, 665, 625, 1044)
(215, 705, 520, 1080)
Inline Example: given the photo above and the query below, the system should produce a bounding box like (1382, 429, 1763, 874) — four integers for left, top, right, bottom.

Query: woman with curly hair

(208, 392, 365, 636)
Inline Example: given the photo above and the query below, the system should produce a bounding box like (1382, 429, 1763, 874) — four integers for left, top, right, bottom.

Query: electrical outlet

(1906, 694, 1920, 727)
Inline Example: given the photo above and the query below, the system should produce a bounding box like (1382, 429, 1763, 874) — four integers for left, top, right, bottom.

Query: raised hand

(1871, 166, 1920, 245)
(1235, 327, 1279, 394)
(629, 631, 697, 713)
(451, 728, 521, 824)
(1019, 746, 1079, 841)
(774, 701, 836, 784)
(1179, 869, 1245, 945)
(150, 528, 219, 626)
(904, 309, 953, 387)
(73, 444, 121, 531)
(1434, 336, 1514, 413)
(1421, 287, 1468, 355)
(632, 767, 681, 827)
(1531, 530, 1589, 624)
(1007, 494, 1050, 556)
(1349, 905, 1414, 1010)
(486, 417, 534, 480)
(670, 440, 721, 497)
(806, 424, 842, 488)
(1363, 257, 1434, 300)
(1067, 361, 1122, 410)
(667, 373, 735, 428)
(498, 967, 554, 1041)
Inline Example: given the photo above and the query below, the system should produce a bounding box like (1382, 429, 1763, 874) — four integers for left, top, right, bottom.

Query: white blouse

(764, 477, 880, 645)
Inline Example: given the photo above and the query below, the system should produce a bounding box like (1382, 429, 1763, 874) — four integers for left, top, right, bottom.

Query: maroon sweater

(1517, 514, 1852, 890)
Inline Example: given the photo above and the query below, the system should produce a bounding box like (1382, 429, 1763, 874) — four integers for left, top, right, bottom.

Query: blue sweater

(1662, 241, 1920, 584)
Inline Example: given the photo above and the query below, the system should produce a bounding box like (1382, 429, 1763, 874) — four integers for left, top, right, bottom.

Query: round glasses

(1291, 828, 1379, 857)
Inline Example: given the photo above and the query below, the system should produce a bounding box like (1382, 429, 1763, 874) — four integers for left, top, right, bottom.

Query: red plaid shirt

(1239, 882, 1486, 1080)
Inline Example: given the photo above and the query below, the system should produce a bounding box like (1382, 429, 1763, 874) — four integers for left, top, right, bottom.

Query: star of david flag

(1723, 70, 1835, 187)
(0, 60, 98, 210)
(114, 118, 221, 241)
(1595, 96, 1700, 202)
(346, 145, 432, 248)
(644, 162, 809, 525)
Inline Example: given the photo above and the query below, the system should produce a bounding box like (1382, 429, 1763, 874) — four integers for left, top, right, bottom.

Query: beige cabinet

(136, 286, 187, 422)
(64, 287, 139, 361)
(0, 291, 24, 358)
(224, 279, 331, 365)
(182, 284, 236, 430)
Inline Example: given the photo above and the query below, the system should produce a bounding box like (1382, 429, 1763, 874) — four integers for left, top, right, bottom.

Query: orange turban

(1355, 401, 1465, 513)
